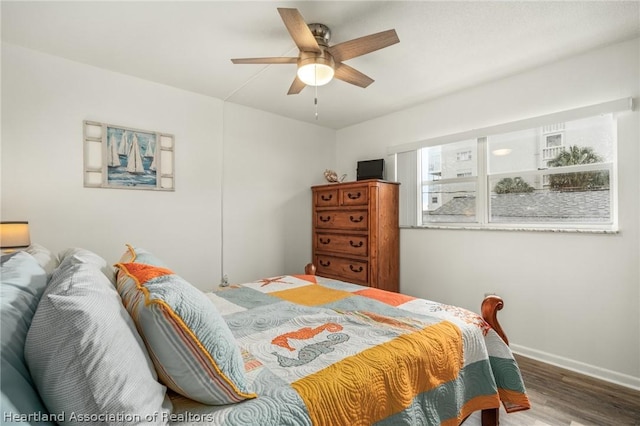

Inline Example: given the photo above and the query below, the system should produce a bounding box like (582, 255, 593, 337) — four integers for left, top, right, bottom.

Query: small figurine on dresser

(324, 169, 347, 183)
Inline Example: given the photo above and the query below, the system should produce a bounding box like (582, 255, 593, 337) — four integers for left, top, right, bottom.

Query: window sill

(400, 224, 619, 234)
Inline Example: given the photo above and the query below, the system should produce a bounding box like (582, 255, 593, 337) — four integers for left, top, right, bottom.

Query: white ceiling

(2, 1, 639, 129)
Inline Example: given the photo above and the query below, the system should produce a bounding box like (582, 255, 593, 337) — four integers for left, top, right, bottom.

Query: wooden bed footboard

(304, 263, 316, 276)
(479, 294, 508, 426)
(304, 264, 506, 426)
(481, 295, 508, 345)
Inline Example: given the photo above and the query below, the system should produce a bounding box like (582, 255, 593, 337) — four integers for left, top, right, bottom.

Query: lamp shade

(0, 221, 31, 249)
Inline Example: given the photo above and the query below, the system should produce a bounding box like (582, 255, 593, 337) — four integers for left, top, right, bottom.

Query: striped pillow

(25, 257, 172, 421)
(115, 260, 256, 405)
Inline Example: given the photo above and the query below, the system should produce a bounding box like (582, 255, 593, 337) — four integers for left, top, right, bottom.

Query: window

(389, 98, 630, 232)
(487, 114, 613, 225)
(456, 150, 473, 161)
(541, 124, 566, 181)
(421, 140, 477, 224)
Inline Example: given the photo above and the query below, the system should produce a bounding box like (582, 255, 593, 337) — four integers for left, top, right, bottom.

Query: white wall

(336, 37, 640, 388)
(222, 102, 335, 283)
(1, 43, 335, 290)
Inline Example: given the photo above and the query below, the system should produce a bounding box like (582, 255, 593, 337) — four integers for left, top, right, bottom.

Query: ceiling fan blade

(231, 57, 298, 64)
(287, 76, 306, 95)
(334, 63, 374, 88)
(328, 29, 399, 62)
(277, 8, 321, 53)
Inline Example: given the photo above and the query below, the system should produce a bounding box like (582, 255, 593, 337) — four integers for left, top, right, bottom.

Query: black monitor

(357, 159, 385, 181)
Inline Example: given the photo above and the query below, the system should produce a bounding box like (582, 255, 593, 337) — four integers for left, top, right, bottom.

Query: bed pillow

(25, 254, 172, 422)
(25, 243, 59, 279)
(115, 259, 256, 405)
(1, 251, 54, 425)
(118, 243, 168, 267)
(58, 247, 116, 283)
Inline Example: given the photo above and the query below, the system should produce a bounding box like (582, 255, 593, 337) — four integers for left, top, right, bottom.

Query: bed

(2, 244, 529, 426)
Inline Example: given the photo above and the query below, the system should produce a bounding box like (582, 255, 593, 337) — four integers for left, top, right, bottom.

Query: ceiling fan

(231, 8, 400, 95)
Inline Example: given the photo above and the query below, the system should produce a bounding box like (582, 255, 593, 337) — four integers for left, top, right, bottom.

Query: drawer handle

(349, 240, 363, 248)
(319, 238, 331, 245)
(347, 192, 362, 200)
(320, 260, 331, 267)
(349, 215, 364, 223)
(321, 194, 333, 201)
(319, 216, 331, 222)
(349, 265, 363, 273)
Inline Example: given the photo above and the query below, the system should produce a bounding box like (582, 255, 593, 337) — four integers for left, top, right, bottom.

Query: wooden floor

(465, 354, 640, 426)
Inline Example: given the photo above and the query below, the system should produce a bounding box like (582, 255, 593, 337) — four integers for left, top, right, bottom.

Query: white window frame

(387, 98, 632, 233)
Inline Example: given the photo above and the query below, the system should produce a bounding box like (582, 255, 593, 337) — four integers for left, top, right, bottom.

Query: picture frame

(83, 120, 175, 191)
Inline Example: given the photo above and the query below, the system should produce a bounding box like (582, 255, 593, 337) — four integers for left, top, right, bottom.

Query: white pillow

(25, 243, 59, 279)
(58, 247, 115, 283)
(25, 255, 172, 424)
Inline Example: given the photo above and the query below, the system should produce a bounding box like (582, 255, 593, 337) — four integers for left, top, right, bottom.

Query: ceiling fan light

(297, 63, 334, 86)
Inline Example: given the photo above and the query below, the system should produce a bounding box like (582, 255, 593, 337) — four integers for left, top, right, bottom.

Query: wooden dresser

(311, 179, 399, 292)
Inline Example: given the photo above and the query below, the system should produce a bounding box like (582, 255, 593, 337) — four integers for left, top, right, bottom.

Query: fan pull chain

(314, 66, 319, 120)
(314, 89, 319, 120)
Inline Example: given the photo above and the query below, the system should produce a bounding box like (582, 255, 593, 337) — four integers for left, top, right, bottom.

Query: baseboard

(511, 343, 640, 391)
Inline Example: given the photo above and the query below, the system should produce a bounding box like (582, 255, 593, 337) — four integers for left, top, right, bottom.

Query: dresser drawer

(314, 233, 368, 256)
(340, 187, 368, 206)
(315, 188, 339, 207)
(315, 210, 368, 230)
(314, 255, 368, 285)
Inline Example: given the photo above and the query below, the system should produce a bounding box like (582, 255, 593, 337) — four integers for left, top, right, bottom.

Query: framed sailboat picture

(83, 121, 175, 191)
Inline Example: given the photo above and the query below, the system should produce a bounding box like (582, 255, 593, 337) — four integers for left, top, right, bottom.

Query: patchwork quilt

(169, 275, 530, 425)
